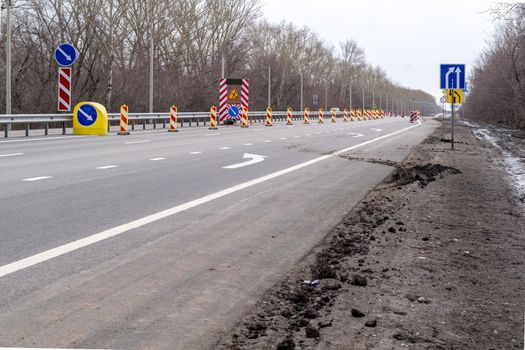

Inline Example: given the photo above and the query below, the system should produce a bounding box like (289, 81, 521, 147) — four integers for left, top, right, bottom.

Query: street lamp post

(300, 71, 303, 111)
(5, 0, 12, 114)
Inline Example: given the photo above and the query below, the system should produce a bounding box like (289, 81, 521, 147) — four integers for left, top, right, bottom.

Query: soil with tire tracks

(215, 122, 524, 350)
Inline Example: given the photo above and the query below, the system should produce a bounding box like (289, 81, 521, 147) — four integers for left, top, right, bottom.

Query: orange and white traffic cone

(286, 107, 293, 125)
(168, 105, 178, 132)
(209, 106, 218, 130)
(118, 104, 130, 135)
(265, 106, 273, 126)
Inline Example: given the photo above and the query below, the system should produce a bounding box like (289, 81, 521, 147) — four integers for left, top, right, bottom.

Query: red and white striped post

(318, 108, 324, 124)
(265, 106, 273, 126)
(304, 108, 310, 124)
(241, 107, 249, 128)
(118, 104, 130, 135)
(343, 109, 348, 122)
(286, 107, 293, 125)
(331, 108, 337, 123)
(209, 106, 218, 130)
(168, 105, 178, 132)
(57, 67, 72, 112)
(350, 109, 355, 122)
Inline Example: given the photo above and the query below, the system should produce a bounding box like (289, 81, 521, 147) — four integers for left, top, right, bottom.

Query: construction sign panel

(228, 87, 240, 101)
(219, 78, 249, 122)
(446, 89, 463, 104)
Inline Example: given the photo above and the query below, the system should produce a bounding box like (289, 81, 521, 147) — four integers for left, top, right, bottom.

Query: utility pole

(300, 71, 303, 111)
(372, 87, 375, 108)
(6, 0, 12, 114)
(221, 53, 225, 78)
(379, 89, 382, 110)
(267, 65, 271, 107)
(324, 82, 328, 109)
(362, 86, 365, 113)
(349, 81, 352, 111)
(149, 5, 154, 113)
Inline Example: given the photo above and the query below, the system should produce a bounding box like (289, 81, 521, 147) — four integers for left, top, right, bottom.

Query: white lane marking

(206, 133, 221, 136)
(0, 121, 420, 279)
(263, 140, 272, 143)
(223, 153, 267, 169)
(244, 143, 254, 146)
(23, 176, 52, 182)
(293, 136, 300, 138)
(371, 128, 382, 132)
(348, 133, 364, 138)
(219, 147, 231, 150)
(189, 151, 202, 155)
(125, 140, 150, 145)
(149, 158, 166, 161)
(96, 165, 118, 170)
(0, 136, 85, 144)
(0, 153, 24, 157)
(279, 137, 287, 140)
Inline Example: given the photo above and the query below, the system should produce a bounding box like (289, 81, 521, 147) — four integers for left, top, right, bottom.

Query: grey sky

(261, 0, 500, 102)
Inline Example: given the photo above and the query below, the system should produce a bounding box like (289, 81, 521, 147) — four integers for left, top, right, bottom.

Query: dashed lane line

(125, 140, 150, 145)
(96, 165, 119, 170)
(149, 158, 166, 161)
(23, 176, 52, 182)
(0, 153, 24, 157)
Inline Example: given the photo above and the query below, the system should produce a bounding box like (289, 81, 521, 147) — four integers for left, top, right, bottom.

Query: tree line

(463, 3, 525, 129)
(0, 0, 437, 115)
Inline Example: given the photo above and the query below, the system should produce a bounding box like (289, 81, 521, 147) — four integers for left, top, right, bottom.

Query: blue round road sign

(78, 104, 97, 126)
(228, 105, 240, 118)
(55, 43, 77, 67)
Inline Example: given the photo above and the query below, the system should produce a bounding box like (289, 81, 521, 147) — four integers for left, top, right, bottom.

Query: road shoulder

(216, 122, 525, 350)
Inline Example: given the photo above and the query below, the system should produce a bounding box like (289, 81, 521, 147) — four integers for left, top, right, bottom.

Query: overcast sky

(261, 0, 502, 102)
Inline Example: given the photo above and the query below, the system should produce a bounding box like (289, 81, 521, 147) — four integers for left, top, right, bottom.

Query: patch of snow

(474, 128, 525, 201)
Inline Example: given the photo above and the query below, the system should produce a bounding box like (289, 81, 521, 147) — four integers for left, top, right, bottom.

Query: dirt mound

(390, 163, 461, 187)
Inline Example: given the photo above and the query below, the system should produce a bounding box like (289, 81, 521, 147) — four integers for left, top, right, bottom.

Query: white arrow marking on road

(223, 153, 267, 169)
(57, 46, 72, 61)
(78, 107, 93, 121)
(445, 67, 455, 89)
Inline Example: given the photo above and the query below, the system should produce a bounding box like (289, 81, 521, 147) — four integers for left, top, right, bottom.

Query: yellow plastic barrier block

(73, 102, 108, 135)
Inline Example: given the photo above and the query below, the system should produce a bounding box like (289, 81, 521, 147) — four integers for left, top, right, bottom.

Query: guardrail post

(45, 122, 49, 135)
(4, 124, 8, 138)
(132, 120, 135, 131)
(143, 120, 146, 130)
(25, 123, 29, 137)
(153, 117, 157, 129)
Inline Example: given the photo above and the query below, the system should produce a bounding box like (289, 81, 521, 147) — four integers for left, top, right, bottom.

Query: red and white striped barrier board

(209, 106, 218, 129)
(241, 107, 249, 128)
(304, 108, 310, 124)
(169, 105, 178, 132)
(219, 78, 228, 121)
(265, 107, 273, 126)
(57, 67, 72, 112)
(118, 104, 130, 135)
(286, 107, 293, 125)
(241, 79, 249, 113)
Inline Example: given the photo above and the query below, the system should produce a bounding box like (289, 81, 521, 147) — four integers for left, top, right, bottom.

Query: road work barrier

(209, 106, 218, 130)
(265, 107, 273, 126)
(318, 108, 324, 124)
(73, 102, 108, 136)
(118, 105, 130, 135)
(343, 109, 348, 122)
(286, 107, 293, 125)
(304, 108, 310, 124)
(169, 105, 178, 132)
(241, 107, 249, 128)
(331, 108, 337, 123)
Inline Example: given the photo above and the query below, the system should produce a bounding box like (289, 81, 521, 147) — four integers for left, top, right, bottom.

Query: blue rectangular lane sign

(440, 64, 465, 89)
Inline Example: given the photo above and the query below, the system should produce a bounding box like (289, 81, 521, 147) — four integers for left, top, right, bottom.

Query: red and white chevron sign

(241, 79, 249, 112)
(219, 78, 228, 121)
(57, 67, 72, 111)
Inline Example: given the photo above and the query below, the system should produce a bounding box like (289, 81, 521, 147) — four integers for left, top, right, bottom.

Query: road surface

(0, 117, 438, 349)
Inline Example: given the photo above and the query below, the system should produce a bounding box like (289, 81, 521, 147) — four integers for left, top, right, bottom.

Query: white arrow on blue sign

(440, 64, 465, 90)
(55, 43, 77, 67)
(78, 104, 97, 126)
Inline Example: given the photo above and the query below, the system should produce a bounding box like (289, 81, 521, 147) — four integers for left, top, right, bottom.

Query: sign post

(55, 43, 77, 112)
(440, 64, 465, 150)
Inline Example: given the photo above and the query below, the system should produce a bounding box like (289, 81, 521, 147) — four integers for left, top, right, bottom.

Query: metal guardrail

(0, 110, 346, 138)
(0, 111, 334, 137)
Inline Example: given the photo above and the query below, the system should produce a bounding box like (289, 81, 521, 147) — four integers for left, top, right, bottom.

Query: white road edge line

(0, 153, 24, 157)
(0, 136, 86, 144)
(0, 121, 421, 279)
(96, 165, 118, 170)
(22, 176, 52, 182)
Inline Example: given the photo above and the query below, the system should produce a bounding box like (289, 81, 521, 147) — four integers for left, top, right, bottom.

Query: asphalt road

(0, 117, 439, 349)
